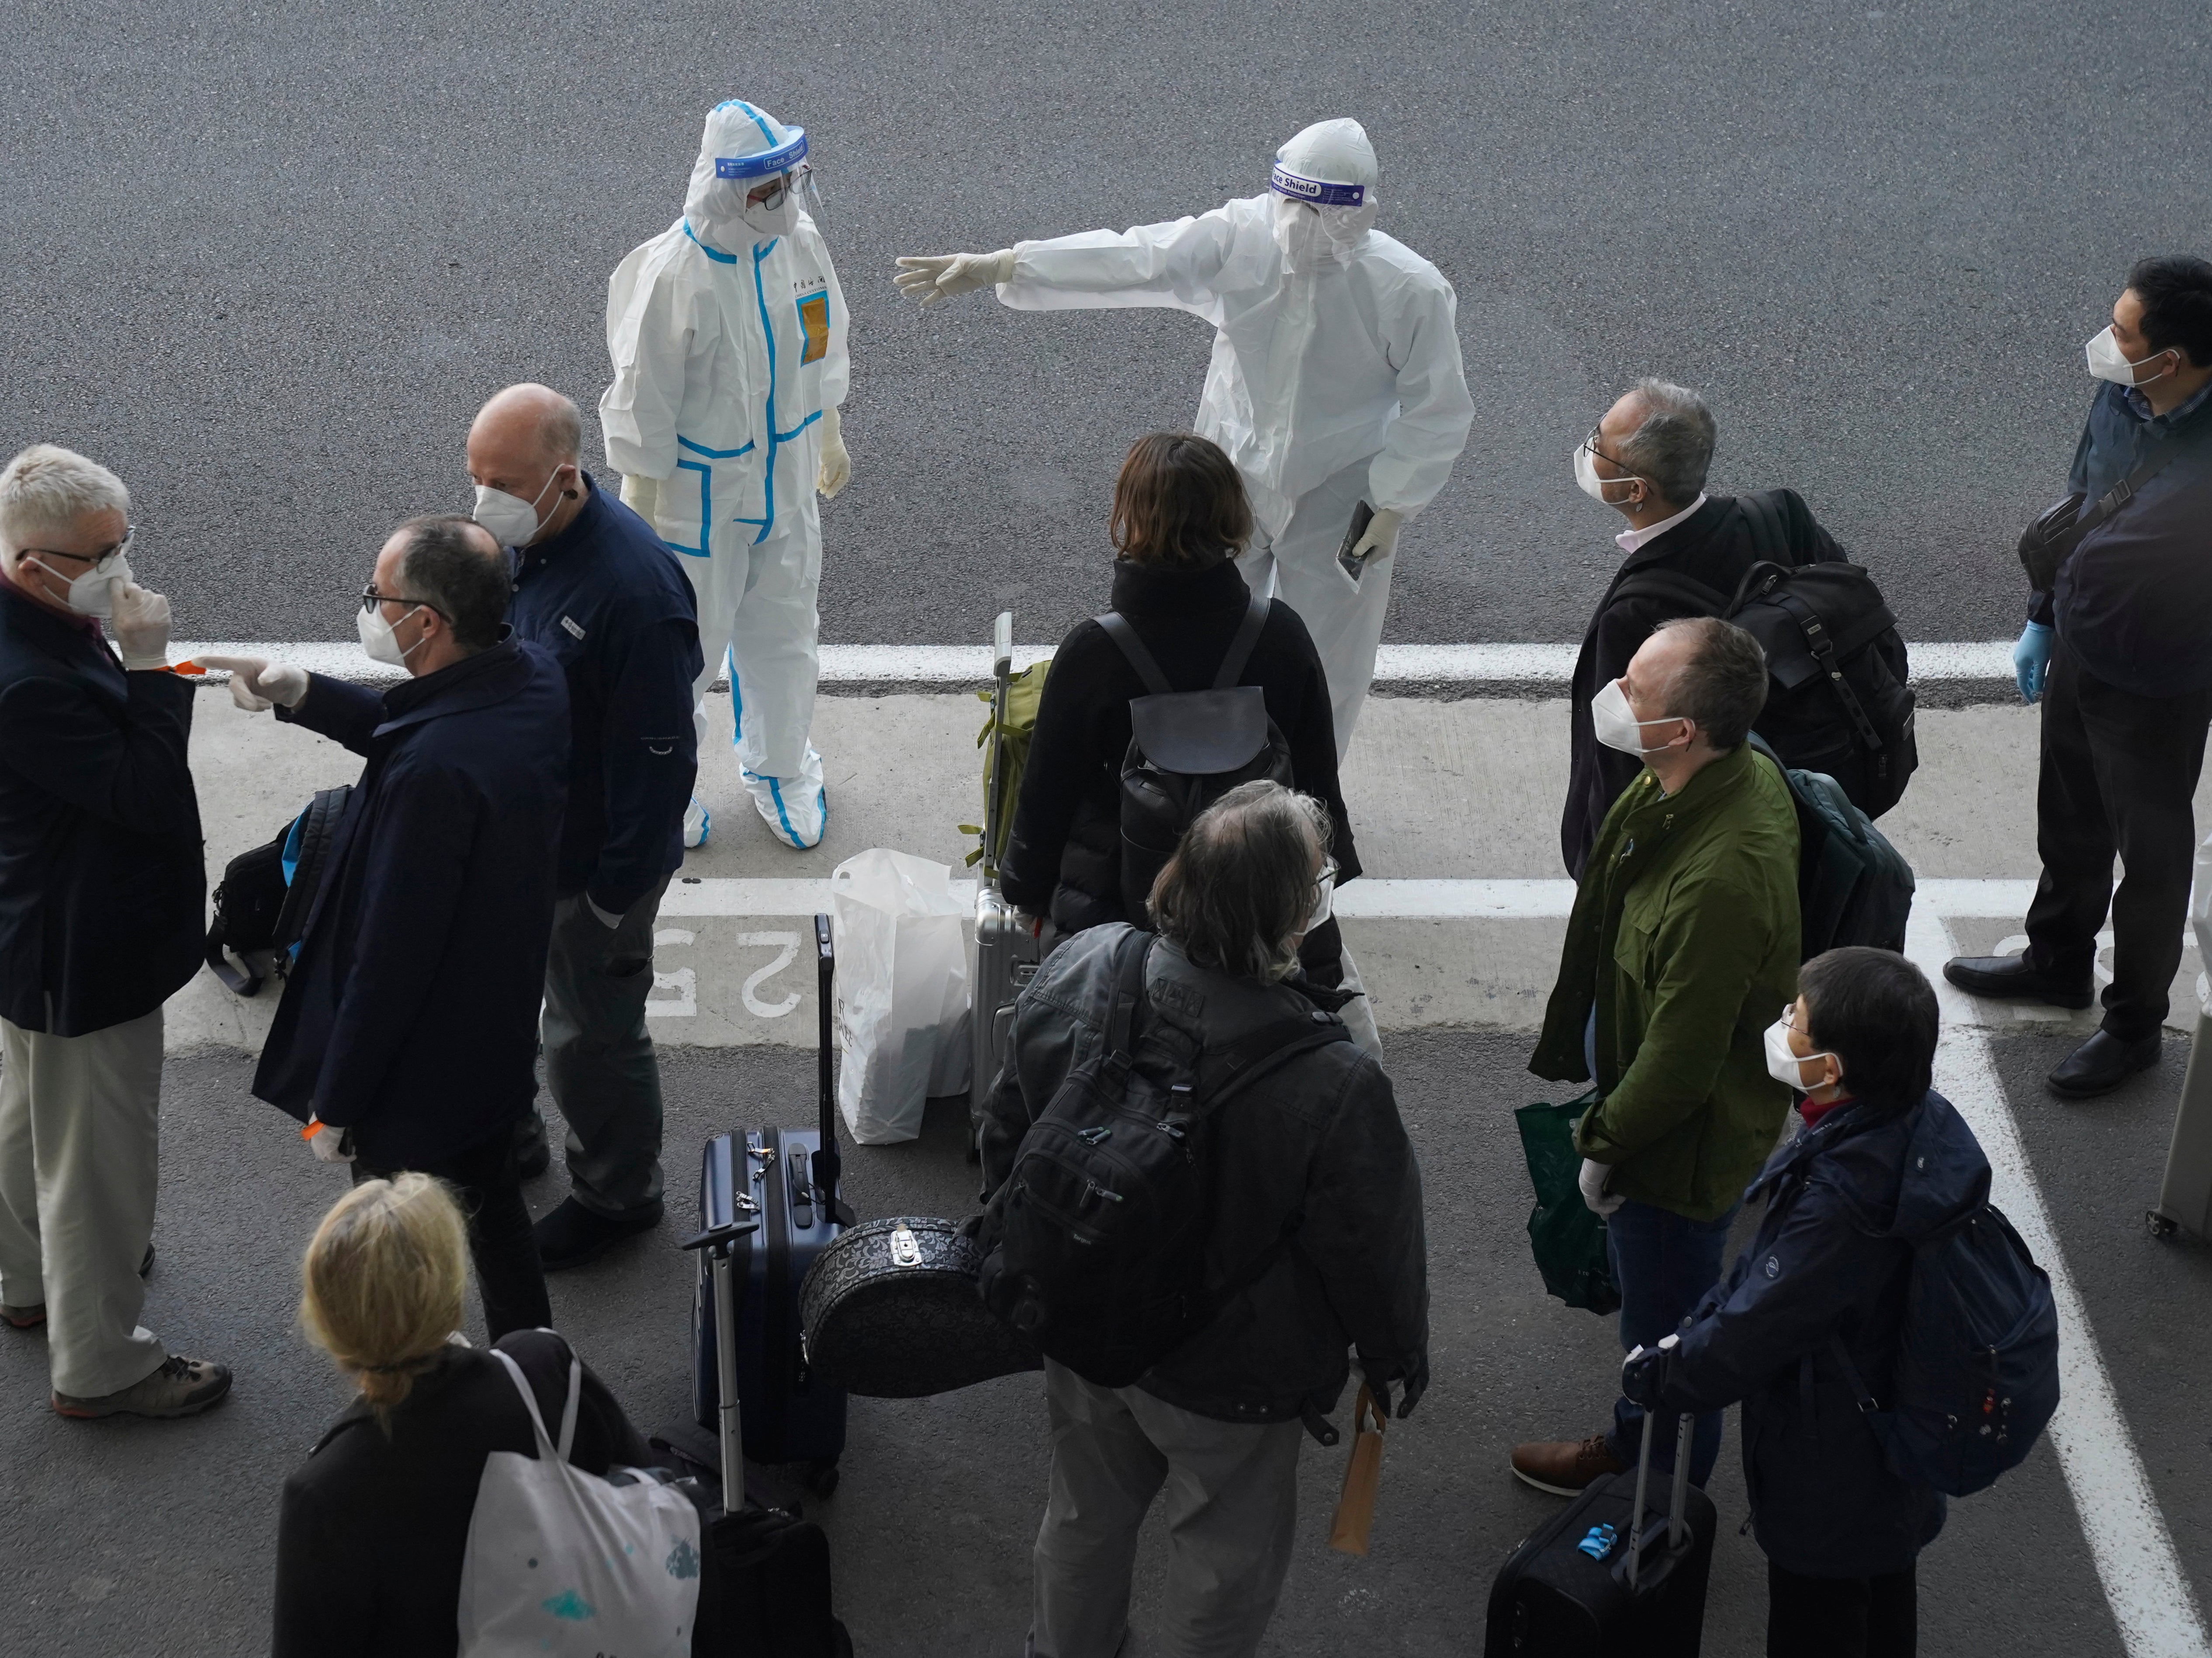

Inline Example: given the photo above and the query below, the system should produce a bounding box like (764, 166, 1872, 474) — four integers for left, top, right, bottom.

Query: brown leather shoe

(1511, 1432, 1626, 1496)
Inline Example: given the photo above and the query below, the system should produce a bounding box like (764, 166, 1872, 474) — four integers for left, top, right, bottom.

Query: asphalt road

(0, 1032, 2195, 1655)
(5, 2, 2210, 649)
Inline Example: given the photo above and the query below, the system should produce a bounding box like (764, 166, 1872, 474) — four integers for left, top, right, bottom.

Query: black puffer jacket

(999, 555, 1360, 979)
(979, 922, 1428, 1427)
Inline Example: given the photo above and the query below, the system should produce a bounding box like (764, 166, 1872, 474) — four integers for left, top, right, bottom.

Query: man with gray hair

(1561, 379, 1845, 877)
(980, 779, 1428, 1658)
(0, 443, 229, 1419)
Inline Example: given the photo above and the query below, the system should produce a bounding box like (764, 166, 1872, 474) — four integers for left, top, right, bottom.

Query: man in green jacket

(1513, 616, 1801, 1496)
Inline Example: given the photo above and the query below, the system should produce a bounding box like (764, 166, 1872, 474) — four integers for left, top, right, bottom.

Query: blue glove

(1620, 1337, 1676, 1407)
(2013, 622, 2053, 704)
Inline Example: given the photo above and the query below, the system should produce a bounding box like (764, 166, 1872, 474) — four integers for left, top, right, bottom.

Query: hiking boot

(1511, 1432, 1626, 1496)
(53, 1353, 232, 1420)
(1942, 953, 2094, 1009)
(533, 1196, 661, 1272)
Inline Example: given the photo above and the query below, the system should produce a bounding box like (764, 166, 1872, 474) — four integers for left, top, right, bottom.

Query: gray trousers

(1032, 1360, 1305, 1658)
(525, 874, 671, 1220)
(0, 1009, 167, 1397)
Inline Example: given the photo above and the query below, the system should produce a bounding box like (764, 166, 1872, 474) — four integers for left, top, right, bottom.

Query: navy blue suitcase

(692, 914, 854, 1495)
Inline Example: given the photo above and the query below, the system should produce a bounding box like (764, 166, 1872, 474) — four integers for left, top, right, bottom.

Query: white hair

(0, 444, 130, 559)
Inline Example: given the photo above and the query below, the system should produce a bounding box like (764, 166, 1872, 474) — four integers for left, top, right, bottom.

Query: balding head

(465, 384, 587, 547)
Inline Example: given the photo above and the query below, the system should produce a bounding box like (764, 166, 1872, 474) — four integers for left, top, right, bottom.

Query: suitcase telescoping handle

(810, 913, 851, 1223)
(1624, 1407, 1695, 1588)
(981, 610, 1014, 882)
(678, 1217, 761, 1497)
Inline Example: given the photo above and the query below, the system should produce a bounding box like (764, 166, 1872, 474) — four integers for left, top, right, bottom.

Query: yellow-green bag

(961, 656, 1050, 873)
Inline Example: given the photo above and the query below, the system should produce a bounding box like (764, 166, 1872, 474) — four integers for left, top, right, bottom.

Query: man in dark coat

(215, 517, 571, 1340)
(1621, 948, 1976, 1658)
(1561, 378, 1842, 877)
(0, 443, 228, 1420)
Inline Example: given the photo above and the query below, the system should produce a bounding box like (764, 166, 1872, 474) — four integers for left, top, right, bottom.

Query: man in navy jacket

(220, 517, 571, 1339)
(467, 385, 702, 1271)
(0, 444, 228, 1420)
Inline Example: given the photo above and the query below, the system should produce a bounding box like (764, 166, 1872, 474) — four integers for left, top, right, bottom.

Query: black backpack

(1097, 595, 1294, 926)
(1749, 736, 1915, 957)
(1611, 490, 1918, 818)
(976, 930, 1352, 1389)
(204, 784, 351, 995)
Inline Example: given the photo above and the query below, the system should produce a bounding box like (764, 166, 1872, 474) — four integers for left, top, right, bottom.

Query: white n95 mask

(741, 173, 800, 240)
(473, 470, 562, 549)
(2085, 325, 2169, 387)
(1763, 1013, 1837, 1091)
(357, 603, 425, 668)
(1574, 443, 1640, 504)
(28, 550, 133, 617)
(1590, 677, 1684, 755)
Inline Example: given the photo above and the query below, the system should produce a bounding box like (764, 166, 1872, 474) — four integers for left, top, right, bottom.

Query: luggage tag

(1327, 1382, 1387, 1556)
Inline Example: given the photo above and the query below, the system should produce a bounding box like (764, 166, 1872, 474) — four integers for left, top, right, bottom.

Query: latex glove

(585, 895, 623, 930)
(893, 249, 1016, 306)
(2013, 621, 2053, 704)
(816, 406, 852, 499)
(1350, 507, 1405, 563)
(201, 654, 309, 713)
(620, 473, 661, 520)
(1620, 1335, 1679, 1408)
(110, 581, 172, 670)
(304, 1117, 353, 1163)
(1365, 1350, 1430, 1421)
(1579, 1156, 1624, 1217)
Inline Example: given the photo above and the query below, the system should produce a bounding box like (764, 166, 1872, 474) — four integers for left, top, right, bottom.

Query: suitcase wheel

(2148, 1209, 2180, 1240)
(804, 1459, 841, 1497)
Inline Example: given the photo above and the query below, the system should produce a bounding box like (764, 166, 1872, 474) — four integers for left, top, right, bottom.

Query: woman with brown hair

(271, 1174, 661, 1658)
(999, 432, 1369, 1037)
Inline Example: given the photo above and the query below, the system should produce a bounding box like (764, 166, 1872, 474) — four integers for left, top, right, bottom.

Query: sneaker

(53, 1353, 232, 1420)
(683, 795, 711, 850)
(533, 1196, 662, 1272)
(1510, 1431, 1627, 1496)
(743, 747, 828, 850)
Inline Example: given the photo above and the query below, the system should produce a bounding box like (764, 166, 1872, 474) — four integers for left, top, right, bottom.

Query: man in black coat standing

(210, 517, 571, 1339)
(0, 444, 229, 1420)
(1560, 380, 1842, 877)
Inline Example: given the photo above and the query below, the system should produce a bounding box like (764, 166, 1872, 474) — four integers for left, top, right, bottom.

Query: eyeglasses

(1579, 427, 1638, 476)
(21, 528, 132, 568)
(359, 582, 448, 620)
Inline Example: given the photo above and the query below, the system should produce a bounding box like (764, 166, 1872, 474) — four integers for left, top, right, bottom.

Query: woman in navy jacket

(1623, 947, 1988, 1658)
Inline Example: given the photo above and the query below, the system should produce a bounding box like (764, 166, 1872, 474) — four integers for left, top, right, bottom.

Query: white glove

(1350, 507, 1405, 563)
(620, 473, 661, 520)
(201, 654, 309, 713)
(110, 581, 172, 670)
(893, 249, 1016, 306)
(1579, 1157, 1624, 1216)
(306, 1119, 353, 1163)
(816, 406, 852, 499)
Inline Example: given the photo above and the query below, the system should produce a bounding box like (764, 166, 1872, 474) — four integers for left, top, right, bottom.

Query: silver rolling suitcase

(2151, 1009, 2212, 1240)
(972, 611, 1042, 1145)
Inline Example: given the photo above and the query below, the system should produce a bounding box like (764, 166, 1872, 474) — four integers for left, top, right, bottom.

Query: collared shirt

(1613, 494, 1709, 554)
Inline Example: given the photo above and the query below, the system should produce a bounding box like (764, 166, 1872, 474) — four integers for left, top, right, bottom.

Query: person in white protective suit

(602, 100, 852, 850)
(896, 118, 1473, 756)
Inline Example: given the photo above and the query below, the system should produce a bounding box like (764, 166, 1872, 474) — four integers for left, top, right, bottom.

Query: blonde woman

(272, 1174, 659, 1658)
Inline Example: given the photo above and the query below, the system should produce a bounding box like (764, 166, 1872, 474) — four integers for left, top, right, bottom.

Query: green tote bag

(1514, 1089, 1622, 1315)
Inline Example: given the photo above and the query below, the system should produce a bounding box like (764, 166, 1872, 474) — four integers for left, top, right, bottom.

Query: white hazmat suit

(602, 100, 850, 849)
(898, 118, 1472, 754)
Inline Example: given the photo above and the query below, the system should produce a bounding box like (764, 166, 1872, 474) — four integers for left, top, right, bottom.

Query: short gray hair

(1615, 379, 1715, 508)
(0, 444, 130, 556)
(1148, 781, 1332, 982)
(1653, 616, 1767, 750)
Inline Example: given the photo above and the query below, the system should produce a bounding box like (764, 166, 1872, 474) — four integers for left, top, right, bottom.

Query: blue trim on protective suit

(682, 221, 737, 264)
(666, 435, 756, 560)
(720, 99, 781, 147)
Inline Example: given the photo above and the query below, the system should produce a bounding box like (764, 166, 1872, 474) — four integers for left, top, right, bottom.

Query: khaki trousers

(1032, 1360, 1305, 1658)
(0, 1009, 167, 1397)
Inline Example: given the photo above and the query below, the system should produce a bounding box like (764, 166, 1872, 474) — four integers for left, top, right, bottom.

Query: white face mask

(26, 549, 132, 617)
(1591, 677, 1686, 756)
(741, 174, 800, 241)
(1763, 1012, 1838, 1092)
(357, 602, 426, 668)
(2085, 325, 2171, 387)
(472, 468, 564, 549)
(1574, 442, 1642, 506)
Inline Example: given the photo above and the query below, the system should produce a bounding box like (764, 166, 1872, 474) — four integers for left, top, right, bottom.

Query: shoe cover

(744, 747, 827, 849)
(682, 794, 711, 849)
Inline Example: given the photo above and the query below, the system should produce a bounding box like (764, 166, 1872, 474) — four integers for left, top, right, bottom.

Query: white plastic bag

(457, 1349, 701, 1656)
(830, 848, 972, 1143)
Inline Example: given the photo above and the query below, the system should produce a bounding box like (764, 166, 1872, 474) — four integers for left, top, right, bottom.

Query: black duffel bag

(204, 784, 350, 995)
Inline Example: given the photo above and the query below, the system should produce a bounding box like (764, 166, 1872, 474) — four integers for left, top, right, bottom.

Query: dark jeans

(1767, 1561, 1916, 1658)
(2025, 635, 2212, 1040)
(1605, 1197, 1736, 1484)
(354, 1123, 550, 1341)
(522, 874, 672, 1222)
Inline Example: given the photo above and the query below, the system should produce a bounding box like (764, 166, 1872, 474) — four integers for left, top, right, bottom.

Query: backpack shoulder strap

(1212, 594, 1273, 691)
(2067, 439, 2187, 550)
(1094, 612, 1174, 697)
(1104, 930, 1157, 1060)
(1736, 489, 1793, 567)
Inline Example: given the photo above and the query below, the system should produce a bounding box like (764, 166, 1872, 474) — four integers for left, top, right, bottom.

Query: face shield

(686, 106, 820, 247)
(1268, 162, 1379, 273)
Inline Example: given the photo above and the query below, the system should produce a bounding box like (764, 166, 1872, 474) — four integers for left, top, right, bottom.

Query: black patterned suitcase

(799, 1215, 1041, 1397)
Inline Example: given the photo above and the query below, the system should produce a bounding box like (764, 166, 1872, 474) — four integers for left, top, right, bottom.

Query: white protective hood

(1269, 117, 1381, 272)
(685, 99, 807, 252)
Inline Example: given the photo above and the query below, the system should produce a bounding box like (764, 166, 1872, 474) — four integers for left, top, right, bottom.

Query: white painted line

(1905, 909, 2209, 1658)
(172, 640, 2023, 689)
(651, 875, 2039, 922)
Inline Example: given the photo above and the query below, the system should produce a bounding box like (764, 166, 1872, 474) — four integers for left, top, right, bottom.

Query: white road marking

(1904, 909, 2209, 1658)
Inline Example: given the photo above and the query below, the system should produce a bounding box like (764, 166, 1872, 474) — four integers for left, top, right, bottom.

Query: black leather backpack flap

(1732, 564, 1901, 691)
(1128, 684, 1271, 774)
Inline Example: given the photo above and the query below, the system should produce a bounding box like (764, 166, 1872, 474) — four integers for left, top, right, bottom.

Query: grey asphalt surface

(0, 1032, 2188, 1655)
(6, 3, 2211, 649)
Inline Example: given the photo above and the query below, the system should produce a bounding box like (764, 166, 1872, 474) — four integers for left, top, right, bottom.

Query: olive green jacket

(1531, 743, 1801, 1221)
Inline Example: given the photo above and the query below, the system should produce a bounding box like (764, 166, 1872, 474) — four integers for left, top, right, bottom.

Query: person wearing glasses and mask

(1560, 380, 1844, 879)
(0, 444, 228, 1421)
(207, 518, 569, 1341)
